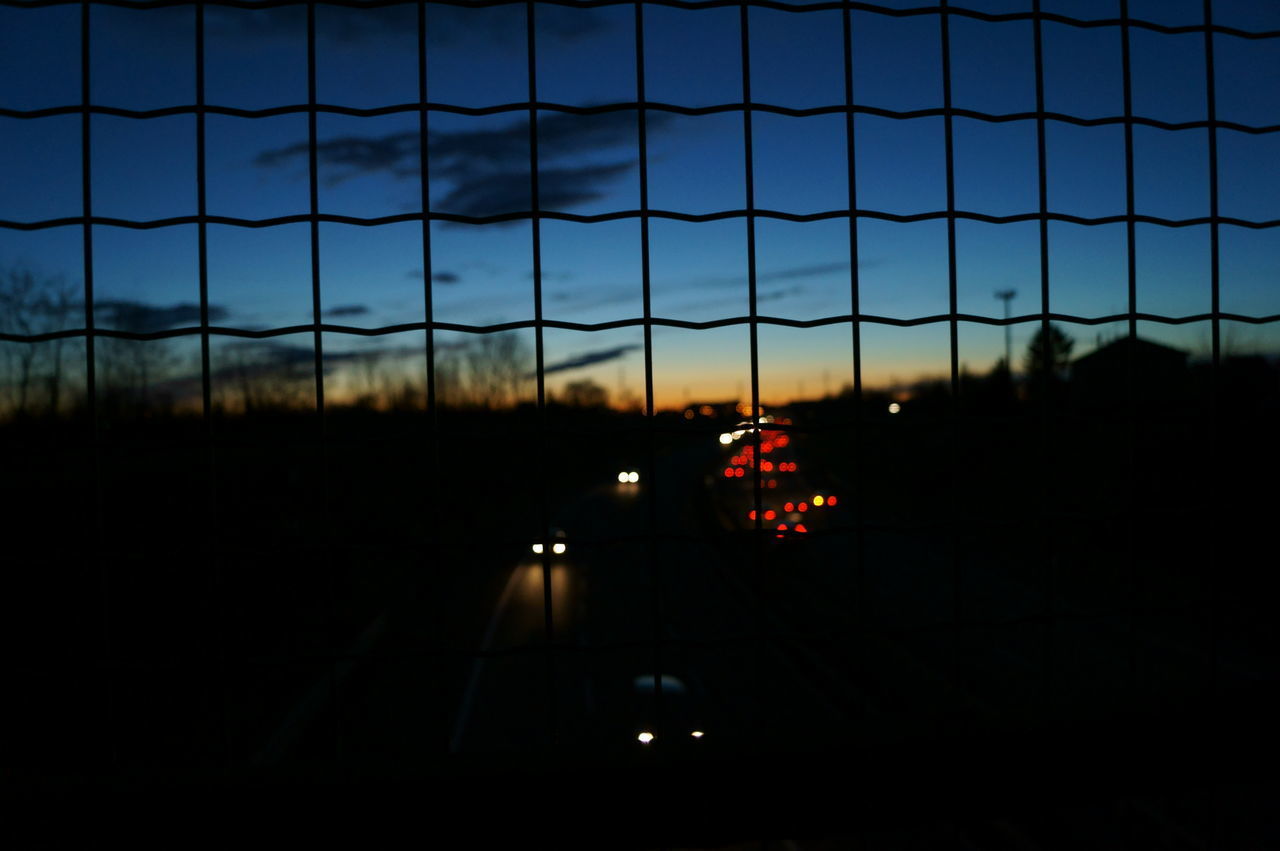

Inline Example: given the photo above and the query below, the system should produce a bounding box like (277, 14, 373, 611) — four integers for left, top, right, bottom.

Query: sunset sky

(1, 0, 1276, 410)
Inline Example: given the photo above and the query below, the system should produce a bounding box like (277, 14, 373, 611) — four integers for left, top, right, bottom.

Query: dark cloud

(691, 262, 852, 292)
(405, 270, 463, 284)
(545, 286, 638, 313)
(255, 108, 647, 179)
(323, 304, 370, 318)
(759, 262, 851, 284)
(431, 111, 647, 176)
(435, 162, 633, 218)
(94, 300, 229, 333)
(757, 286, 805, 303)
(533, 270, 573, 282)
(537, 344, 641, 377)
(255, 111, 665, 217)
(254, 132, 420, 186)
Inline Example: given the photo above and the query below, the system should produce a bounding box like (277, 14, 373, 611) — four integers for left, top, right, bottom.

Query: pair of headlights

(531, 541, 566, 555)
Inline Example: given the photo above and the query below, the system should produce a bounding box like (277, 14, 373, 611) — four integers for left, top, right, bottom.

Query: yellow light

(617, 471, 628, 483)
(690, 731, 704, 738)
(719, 433, 733, 445)
(812, 495, 824, 507)
(532, 543, 544, 554)
(889, 402, 901, 414)
(699, 404, 714, 416)
(552, 542, 566, 555)
(637, 732, 654, 744)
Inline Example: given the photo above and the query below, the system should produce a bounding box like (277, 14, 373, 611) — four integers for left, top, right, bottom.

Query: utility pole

(995, 289, 1017, 373)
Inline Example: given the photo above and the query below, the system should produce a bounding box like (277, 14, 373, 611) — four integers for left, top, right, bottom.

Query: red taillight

(767, 479, 777, 489)
(761, 442, 774, 454)
(827, 495, 838, 506)
(784, 502, 794, 512)
(777, 523, 788, 531)
(724, 468, 734, 478)
(734, 467, 745, 478)
(798, 502, 808, 512)
(748, 510, 757, 520)
(761, 461, 773, 472)
(764, 509, 776, 521)
(795, 524, 808, 533)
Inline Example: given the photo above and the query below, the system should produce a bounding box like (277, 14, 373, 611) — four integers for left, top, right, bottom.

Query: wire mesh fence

(1, 4, 1278, 826)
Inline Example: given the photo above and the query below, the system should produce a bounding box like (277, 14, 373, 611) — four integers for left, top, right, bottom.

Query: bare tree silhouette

(462, 332, 531, 409)
(0, 266, 79, 419)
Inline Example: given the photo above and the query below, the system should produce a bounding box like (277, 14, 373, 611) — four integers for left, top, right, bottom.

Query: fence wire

(1, 0, 1277, 788)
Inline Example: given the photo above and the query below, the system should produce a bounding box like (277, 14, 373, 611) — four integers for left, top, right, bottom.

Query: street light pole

(995, 289, 1016, 373)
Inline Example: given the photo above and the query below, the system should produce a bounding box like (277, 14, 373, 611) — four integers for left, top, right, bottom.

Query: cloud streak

(323, 304, 370, 318)
(94, 300, 229, 332)
(255, 111, 665, 218)
(537, 344, 641, 377)
(406, 270, 463, 284)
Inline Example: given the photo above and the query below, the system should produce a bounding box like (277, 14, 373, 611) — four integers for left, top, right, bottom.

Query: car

(631, 673, 706, 748)
(530, 527, 568, 556)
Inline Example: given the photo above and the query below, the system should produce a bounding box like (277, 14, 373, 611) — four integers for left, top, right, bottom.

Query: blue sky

(0, 1, 1277, 408)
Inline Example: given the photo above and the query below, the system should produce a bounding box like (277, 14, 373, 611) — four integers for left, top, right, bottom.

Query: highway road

(444, 432, 861, 758)
(261, 410, 1268, 786)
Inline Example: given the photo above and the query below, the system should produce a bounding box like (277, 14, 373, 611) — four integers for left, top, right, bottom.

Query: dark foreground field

(3, 384, 1277, 845)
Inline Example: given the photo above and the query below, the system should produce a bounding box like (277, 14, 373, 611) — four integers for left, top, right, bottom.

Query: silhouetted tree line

(4, 264, 1276, 424)
(0, 266, 80, 418)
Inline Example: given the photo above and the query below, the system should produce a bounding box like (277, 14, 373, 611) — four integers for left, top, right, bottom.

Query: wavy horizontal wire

(2, 0, 1278, 40)
(3, 311, 1277, 344)
(3, 101, 1278, 135)
(3, 209, 1278, 231)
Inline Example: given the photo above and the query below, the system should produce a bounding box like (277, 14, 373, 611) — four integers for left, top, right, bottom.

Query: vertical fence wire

(738, 2, 767, 716)
(1201, 0, 1222, 705)
(422, 4, 442, 545)
(633, 0, 666, 748)
(1030, 0, 1057, 717)
(524, 0, 558, 748)
(79, 0, 116, 772)
(1119, 0, 1141, 700)
(841, 0, 868, 675)
(938, 0, 964, 701)
(303, 3, 341, 771)
(1201, 15, 1224, 841)
(192, 0, 232, 775)
(740, 4, 763, 541)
